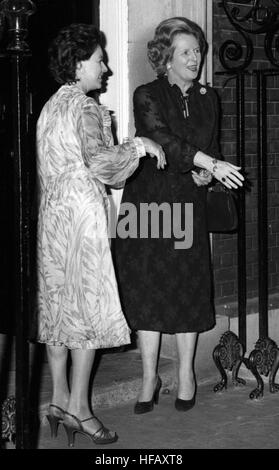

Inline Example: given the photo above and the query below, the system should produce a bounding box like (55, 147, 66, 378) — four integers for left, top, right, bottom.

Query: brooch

(200, 87, 207, 95)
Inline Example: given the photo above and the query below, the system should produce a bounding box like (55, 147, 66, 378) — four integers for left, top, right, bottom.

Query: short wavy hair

(147, 17, 207, 77)
(49, 23, 103, 84)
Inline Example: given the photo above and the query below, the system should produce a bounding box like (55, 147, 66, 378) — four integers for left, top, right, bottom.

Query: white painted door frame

(100, 0, 213, 140)
(99, 0, 129, 143)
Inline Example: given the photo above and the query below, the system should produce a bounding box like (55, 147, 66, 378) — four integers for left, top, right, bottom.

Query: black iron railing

(213, 0, 279, 399)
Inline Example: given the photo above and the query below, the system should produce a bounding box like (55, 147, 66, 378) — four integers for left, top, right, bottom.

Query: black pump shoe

(175, 389, 196, 412)
(134, 376, 162, 414)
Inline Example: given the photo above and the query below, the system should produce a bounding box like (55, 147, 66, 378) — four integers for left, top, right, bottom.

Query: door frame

(99, 0, 213, 213)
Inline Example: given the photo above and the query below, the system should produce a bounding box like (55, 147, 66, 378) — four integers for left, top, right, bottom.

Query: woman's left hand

(212, 161, 244, 189)
(191, 169, 212, 187)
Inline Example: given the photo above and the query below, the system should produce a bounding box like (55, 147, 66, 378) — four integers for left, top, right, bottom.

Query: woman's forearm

(193, 151, 216, 172)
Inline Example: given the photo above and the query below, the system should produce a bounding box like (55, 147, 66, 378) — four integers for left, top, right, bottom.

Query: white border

(100, 0, 129, 212)
(100, 0, 129, 142)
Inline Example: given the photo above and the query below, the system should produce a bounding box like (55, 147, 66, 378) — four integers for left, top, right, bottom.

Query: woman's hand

(193, 151, 245, 190)
(140, 137, 167, 169)
(191, 169, 212, 187)
(212, 160, 244, 189)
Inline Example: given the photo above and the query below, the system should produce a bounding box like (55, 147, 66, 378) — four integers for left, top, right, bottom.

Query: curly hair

(147, 17, 207, 77)
(48, 23, 103, 84)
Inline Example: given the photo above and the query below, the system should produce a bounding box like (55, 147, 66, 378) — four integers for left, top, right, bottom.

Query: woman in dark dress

(114, 17, 244, 412)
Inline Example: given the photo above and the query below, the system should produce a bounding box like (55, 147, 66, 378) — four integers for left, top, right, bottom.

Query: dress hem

(127, 322, 216, 335)
(36, 336, 131, 350)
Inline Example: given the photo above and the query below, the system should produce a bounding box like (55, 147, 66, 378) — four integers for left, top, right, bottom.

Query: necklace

(181, 93, 189, 118)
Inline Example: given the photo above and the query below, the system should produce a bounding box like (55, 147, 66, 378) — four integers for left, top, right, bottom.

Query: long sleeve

(206, 88, 222, 160)
(133, 85, 198, 174)
(79, 100, 143, 186)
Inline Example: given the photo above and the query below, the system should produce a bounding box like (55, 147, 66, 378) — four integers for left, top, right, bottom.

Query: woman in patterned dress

(36, 23, 166, 446)
(114, 17, 244, 413)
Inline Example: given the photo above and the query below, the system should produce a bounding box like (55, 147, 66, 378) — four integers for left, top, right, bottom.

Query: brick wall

(212, 0, 279, 305)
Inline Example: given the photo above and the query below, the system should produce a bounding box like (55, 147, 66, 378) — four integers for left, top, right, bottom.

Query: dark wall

(0, 57, 13, 334)
(0, 0, 99, 334)
(29, 0, 99, 122)
(27, 0, 100, 201)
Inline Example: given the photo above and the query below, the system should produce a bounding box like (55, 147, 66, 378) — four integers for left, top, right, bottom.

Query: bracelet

(212, 158, 218, 173)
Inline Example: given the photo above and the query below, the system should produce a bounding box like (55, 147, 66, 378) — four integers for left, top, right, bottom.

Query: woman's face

(76, 45, 108, 93)
(167, 33, 201, 91)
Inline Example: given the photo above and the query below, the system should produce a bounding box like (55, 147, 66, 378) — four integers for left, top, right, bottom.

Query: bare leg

(67, 348, 95, 418)
(137, 330, 161, 402)
(66, 348, 115, 437)
(46, 344, 70, 409)
(176, 332, 198, 400)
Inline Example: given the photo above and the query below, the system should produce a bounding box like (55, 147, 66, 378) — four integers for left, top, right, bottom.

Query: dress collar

(161, 76, 198, 97)
(160, 77, 201, 118)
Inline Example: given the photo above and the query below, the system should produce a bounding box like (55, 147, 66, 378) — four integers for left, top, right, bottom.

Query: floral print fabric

(36, 84, 140, 349)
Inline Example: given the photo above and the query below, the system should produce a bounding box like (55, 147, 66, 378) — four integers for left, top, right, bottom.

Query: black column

(11, 50, 32, 450)
(256, 70, 268, 339)
(0, 0, 36, 448)
(236, 72, 247, 350)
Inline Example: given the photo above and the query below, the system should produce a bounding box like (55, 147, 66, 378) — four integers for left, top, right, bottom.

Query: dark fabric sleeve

(133, 85, 198, 174)
(208, 88, 222, 160)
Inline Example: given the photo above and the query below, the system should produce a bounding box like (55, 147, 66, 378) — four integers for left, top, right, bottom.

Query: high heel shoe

(175, 387, 196, 412)
(62, 411, 118, 447)
(134, 376, 162, 414)
(46, 404, 65, 438)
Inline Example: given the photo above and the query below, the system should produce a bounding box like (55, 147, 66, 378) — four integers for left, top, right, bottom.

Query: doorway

(0, 0, 100, 333)
(29, 0, 100, 126)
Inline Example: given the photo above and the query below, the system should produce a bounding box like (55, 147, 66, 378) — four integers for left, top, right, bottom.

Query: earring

(76, 62, 83, 78)
(166, 64, 171, 70)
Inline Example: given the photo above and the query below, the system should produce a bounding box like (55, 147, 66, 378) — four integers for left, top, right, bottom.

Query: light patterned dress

(36, 84, 144, 349)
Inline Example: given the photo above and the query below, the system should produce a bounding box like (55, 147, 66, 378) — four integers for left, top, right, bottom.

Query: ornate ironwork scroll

(2, 396, 16, 442)
(265, 24, 279, 66)
(246, 337, 279, 399)
(0, 0, 36, 50)
(213, 331, 246, 392)
(219, 0, 279, 70)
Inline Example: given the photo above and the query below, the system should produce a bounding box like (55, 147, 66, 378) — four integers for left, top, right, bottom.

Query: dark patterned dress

(113, 77, 221, 334)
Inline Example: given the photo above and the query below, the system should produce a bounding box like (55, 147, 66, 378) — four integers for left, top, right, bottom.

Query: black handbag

(206, 183, 238, 233)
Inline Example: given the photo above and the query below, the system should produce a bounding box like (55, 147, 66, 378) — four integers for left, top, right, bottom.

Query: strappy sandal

(62, 411, 118, 447)
(46, 404, 66, 438)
